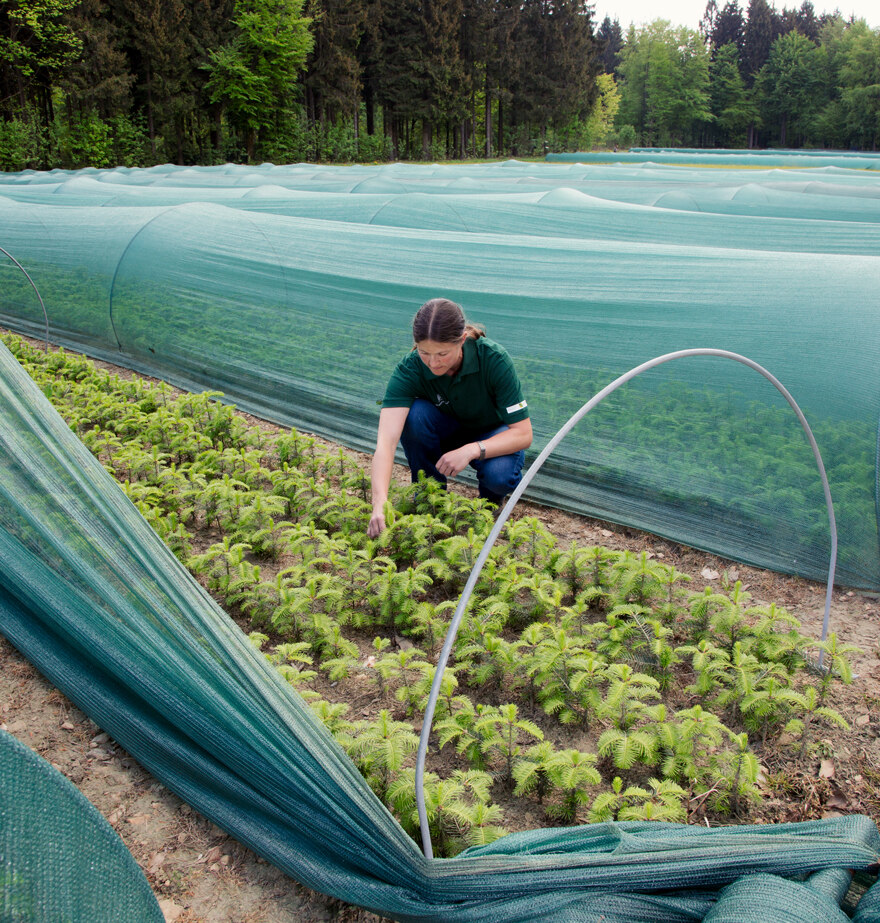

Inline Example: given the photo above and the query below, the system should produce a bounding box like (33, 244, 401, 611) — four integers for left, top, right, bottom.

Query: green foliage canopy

(206, 0, 313, 158)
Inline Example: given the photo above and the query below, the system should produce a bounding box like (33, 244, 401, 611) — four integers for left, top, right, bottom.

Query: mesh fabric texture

(0, 332, 878, 919)
(0, 158, 878, 591)
(0, 729, 163, 922)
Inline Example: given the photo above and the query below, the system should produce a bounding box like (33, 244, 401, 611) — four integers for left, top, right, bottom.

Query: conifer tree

(303, 0, 366, 129)
(597, 15, 623, 74)
(710, 0, 747, 57)
(742, 0, 778, 82)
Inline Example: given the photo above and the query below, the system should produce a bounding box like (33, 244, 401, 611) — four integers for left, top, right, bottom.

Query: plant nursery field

(1, 331, 879, 922)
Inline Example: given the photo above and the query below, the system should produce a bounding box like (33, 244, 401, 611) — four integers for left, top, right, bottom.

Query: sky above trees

(595, 0, 878, 29)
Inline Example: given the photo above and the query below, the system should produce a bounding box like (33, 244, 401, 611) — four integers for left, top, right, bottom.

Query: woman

(368, 298, 532, 538)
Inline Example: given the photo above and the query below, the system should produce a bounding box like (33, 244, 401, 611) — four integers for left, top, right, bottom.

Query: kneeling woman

(368, 298, 532, 538)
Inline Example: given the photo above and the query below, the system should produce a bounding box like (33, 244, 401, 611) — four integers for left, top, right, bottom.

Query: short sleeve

(485, 345, 529, 423)
(381, 355, 421, 408)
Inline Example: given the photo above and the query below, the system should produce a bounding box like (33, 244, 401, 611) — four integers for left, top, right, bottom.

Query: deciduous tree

(617, 20, 712, 146)
(710, 41, 757, 145)
(0, 0, 81, 133)
(206, 0, 313, 160)
(753, 29, 824, 145)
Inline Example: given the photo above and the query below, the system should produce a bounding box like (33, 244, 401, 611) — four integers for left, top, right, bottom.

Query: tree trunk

(484, 76, 492, 158)
(364, 83, 375, 136)
(176, 115, 184, 165)
(421, 120, 431, 159)
(39, 86, 53, 167)
(389, 114, 399, 159)
(146, 64, 157, 160)
(211, 104, 222, 160)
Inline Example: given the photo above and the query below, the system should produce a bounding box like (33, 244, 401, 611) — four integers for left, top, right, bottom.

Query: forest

(0, 0, 878, 169)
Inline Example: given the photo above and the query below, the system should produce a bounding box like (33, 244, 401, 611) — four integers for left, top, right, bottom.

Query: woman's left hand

(436, 443, 479, 478)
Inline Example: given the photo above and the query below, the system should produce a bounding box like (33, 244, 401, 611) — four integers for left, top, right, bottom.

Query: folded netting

(0, 338, 878, 921)
(0, 729, 163, 923)
(702, 873, 850, 923)
(853, 877, 880, 922)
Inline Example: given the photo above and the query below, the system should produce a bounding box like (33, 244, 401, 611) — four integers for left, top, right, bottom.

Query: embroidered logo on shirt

(506, 400, 528, 413)
(435, 393, 451, 409)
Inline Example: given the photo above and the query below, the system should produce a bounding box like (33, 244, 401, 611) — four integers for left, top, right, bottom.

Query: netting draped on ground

(0, 335, 879, 920)
(0, 730, 164, 922)
(0, 158, 879, 589)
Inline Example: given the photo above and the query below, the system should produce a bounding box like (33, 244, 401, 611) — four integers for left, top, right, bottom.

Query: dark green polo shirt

(382, 336, 529, 432)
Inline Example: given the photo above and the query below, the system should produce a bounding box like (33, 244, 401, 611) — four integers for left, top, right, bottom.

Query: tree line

(0, 0, 877, 171)
(611, 0, 880, 150)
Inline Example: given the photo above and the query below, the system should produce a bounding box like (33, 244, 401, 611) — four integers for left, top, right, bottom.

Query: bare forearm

(368, 406, 409, 537)
(437, 419, 532, 478)
(370, 445, 395, 511)
(478, 424, 532, 459)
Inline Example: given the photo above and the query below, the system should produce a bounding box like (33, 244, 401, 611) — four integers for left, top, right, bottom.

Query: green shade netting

(1, 159, 879, 590)
(0, 730, 164, 923)
(548, 149, 880, 171)
(854, 876, 880, 921)
(0, 339, 878, 921)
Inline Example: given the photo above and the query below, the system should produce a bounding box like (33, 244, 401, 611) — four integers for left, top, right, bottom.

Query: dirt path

(0, 630, 388, 923)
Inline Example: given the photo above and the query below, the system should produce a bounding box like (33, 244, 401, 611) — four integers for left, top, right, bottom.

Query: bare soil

(2, 348, 880, 922)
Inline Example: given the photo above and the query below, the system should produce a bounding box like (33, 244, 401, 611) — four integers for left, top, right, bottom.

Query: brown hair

(412, 298, 485, 345)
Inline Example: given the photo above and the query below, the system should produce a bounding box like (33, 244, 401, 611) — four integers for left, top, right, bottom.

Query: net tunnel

(1, 158, 879, 590)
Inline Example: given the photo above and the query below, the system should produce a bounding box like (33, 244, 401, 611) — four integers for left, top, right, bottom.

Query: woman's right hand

(367, 509, 386, 539)
(367, 407, 409, 539)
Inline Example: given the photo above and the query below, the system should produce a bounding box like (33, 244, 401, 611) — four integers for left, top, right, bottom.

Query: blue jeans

(400, 399, 525, 504)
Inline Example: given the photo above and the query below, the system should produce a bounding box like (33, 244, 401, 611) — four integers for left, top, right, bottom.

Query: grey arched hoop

(0, 246, 49, 351)
(415, 348, 838, 859)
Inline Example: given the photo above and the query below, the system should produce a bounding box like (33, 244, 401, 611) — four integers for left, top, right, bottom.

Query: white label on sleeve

(506, 400, 528, 414)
